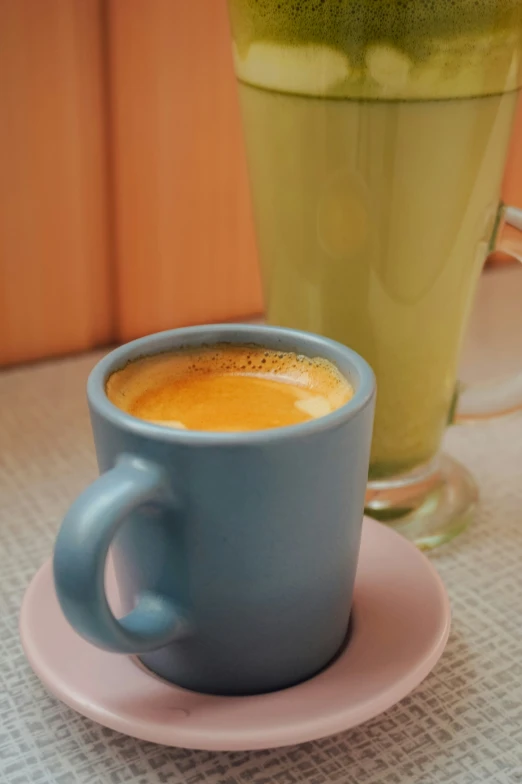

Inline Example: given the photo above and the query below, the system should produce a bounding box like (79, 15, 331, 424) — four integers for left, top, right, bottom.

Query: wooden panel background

(0, 0, 112, 366)
(107, 0, 263, 342)
(502, 92, 522, 210)
(489, 91, 522, 266)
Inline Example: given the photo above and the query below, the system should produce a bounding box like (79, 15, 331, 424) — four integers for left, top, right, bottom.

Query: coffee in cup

(106, 344, 353, 432)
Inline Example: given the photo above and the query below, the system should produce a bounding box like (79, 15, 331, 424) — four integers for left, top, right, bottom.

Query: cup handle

(53, 454, 187, 653)
(456, 204, 522, 421)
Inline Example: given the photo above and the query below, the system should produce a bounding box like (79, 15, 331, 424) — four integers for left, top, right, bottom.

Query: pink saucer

(20, 518, 450, 751)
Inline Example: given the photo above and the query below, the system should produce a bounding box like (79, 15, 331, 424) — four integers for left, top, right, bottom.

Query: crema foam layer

(228, 0, 522, 99)
(106, 345, 353, 432)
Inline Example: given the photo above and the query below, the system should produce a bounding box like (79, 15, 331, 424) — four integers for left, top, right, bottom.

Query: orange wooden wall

(107, 0, 262, 343)
(0, 0, 261, 366)
(502, 93, 522, 210)
(488, 92, 522, 266)
(0, 0, 112, 365)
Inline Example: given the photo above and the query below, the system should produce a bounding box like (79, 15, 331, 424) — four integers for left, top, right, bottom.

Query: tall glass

(227, 0, 522, 547)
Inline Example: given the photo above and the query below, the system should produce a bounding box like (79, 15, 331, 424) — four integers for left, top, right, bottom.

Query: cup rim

(87, 324, 375, 446)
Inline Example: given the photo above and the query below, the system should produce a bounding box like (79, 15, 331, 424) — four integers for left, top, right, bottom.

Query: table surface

(1, 267, 522, 784)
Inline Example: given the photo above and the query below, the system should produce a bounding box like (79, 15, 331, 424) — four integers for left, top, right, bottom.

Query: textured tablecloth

(1, 268, 522, 784)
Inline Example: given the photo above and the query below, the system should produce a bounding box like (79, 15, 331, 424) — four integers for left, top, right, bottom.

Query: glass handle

(457, 204, 522, 421)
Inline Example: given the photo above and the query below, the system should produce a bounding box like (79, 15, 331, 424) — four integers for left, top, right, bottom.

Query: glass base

(365, 454, 478, 551)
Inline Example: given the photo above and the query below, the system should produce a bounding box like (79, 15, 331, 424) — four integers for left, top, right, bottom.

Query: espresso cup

(53, 324, 375, 696)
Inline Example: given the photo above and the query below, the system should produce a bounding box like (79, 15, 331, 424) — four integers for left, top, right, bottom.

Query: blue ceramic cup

(53, 324, 375, 696)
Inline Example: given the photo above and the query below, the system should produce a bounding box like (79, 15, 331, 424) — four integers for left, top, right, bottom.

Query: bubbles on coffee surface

(105, 344, 353, 432)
